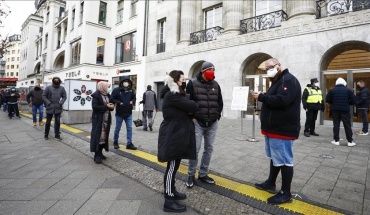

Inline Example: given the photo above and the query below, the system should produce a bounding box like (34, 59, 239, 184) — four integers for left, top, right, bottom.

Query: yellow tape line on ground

(120, 148, 342, 215)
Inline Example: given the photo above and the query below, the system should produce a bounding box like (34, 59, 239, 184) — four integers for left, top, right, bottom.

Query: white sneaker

(357, 131, 369, 135)
(348, 142, 356, 147)
(331, 140, 340, 145)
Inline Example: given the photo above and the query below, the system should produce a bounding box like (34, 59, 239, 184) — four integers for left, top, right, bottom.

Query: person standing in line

(185, 61, 223, 188)
(139, 85, 158, 131)
(0, 90, 3, 109)
(26, 83, 44, 126)
(302, 78, 325, 137)
(251, 58, 301, 205)
(6, 87, 21, 119)
(90, 82, 115, 164)
(355, 80, 369, 135)
(2, 89, 7, 112)
(158, 70, 198, 213)
(110, 76, 137, 150)
(42, 77, 67, 140)
(326, 77, 356, 146)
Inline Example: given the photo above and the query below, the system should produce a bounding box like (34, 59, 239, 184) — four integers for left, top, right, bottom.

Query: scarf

(97, 81, 110, 95)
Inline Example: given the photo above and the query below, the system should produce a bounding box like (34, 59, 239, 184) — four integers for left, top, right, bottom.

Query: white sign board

(63, 79, 96, 110)
(231, 86, 249, 111)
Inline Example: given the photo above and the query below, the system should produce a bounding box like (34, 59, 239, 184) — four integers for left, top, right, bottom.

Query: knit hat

(201, 61, 215, 72)
(335, 77, 347, 86)
(310, 78, 319, 84)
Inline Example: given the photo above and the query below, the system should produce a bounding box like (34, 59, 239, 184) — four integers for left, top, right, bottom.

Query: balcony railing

(0, 70, 5, 74)
(240, 10, 288, 35)
(316, 0, 370, 18)
(190, 26, 224, 45)
(0, 61, 5, 65)
(157, 43, 166, 53)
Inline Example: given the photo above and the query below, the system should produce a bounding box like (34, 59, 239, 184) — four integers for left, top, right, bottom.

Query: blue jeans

(188, 120, 218, 177)
(114, 114, 133, 145)
(32, 104, 44, 123)
(2, 103, 7, 112)
(265, 136, 294, 167)
(359, 108, 369, 133)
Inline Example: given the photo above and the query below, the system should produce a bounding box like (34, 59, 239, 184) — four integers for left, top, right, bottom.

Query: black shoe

(186, 175, 195, 188)
(254, 180, 276, 193)
(149, 127, 153, 131)
(143, 128, 148, 131)
(126, 143, 137, 150)
(304, 132, 310, 137)
(173, 189, 187, 200)
(163, 199, 187, 213)
(113, 142, 120, 149)
(310, 132, 319, 136)
(198, 174, 215, 184)
(55, 136, 62, 141)
(16, 116, 21, 119)
(44, 135, 49, 140)
(267, 190, 292, 205)
(94, 154, 102, 164)
(101, 153, 107, 160)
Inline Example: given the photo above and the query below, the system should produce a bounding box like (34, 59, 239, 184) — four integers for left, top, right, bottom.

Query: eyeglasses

(265, 64, 278, 71)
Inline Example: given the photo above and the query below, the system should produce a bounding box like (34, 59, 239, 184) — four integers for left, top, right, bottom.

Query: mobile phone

(249, 90, 255, 94)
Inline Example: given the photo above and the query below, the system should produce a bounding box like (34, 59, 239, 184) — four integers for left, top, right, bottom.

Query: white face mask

(313, 83, 319, 87)
(267, 67, 278, 78)
(123, 82, 129, 87)
(107, 89, 112, 94)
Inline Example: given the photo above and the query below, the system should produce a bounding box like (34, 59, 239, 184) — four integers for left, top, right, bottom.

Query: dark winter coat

(90, 90, 112, 153)
(42, 77, 67, 114)
(110, 76, 136, 117)
(258, 69, 302, 138)
(5, 89, 20, 104)
(355, 86, 369, 109)
(326, 85, 356, 112)
(26, 87, 44, 105)
(157, 77, 198, 162)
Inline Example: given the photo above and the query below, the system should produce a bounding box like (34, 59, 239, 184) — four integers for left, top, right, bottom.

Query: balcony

(157, 43, 166, 53)
(316, 0, 370, 18)
(240, 10, 288, 34)
(0, 70, 5, 74)
(190, 26, 224, 45)
(0, 61, 5, 65)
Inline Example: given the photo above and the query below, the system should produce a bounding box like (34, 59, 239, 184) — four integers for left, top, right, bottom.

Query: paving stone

(44, 200, 86, 215)
(106, 200, 142, 215)
(6, 188, 47, 200)
(90, 188, 122, 201)
(62, 188, 96, 200)
(74, 200, 114, 215)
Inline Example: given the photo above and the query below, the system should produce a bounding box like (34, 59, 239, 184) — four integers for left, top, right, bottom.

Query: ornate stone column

(179, 0, 196, 43)
(286, 0, 316, 20)
(223, 1, 244, 35)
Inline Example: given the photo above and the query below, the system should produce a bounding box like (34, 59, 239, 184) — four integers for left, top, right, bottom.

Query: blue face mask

(107, 89, 112, 94)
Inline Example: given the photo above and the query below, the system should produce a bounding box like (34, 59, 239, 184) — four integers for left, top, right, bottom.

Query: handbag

(133, 105, 143, 127)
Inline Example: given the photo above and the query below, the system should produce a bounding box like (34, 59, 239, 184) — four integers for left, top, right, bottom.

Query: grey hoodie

(42, 77, 67, 114)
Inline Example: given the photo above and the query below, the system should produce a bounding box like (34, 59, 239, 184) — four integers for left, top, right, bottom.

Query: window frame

(99, 1, 107, 25)
(204, 5, 223, 29)
(117, 0, 124, 23)
(96, 38, 105, 64)
(115, 32, 136, 64)
(80, 2, 84, 24)
(71, 40, 82, 66)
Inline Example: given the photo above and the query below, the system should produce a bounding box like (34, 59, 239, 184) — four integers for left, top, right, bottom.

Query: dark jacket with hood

(110, 76, 136, 117)
(186, 72, 223, 127)
(5, 88, 20, 104)
(326, 85, 356, 112)
(90, 90, 112, 153)
(157, 76, 198, 162)
(355, 86, 369, 109)
(27, 87, 44, 106)
(258, 69, 301, 138)
(42, 77, 67, 114)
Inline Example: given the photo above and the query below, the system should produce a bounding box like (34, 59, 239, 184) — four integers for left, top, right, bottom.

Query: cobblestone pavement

(0, 111, 268, 215)
(72, 111, 370, 215)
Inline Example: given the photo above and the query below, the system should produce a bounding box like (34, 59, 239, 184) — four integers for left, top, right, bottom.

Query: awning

(0, 78, 18, 82)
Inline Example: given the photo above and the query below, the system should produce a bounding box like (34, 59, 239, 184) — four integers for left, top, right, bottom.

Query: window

(17, 57, 19, 61)
(16, 72, 18, 76)
(16, 65, 19, 69)
(6, 65, 9, 69)
(157, 20, 166, 53)
(12, 57, 15, 61)
(10, 72, 14, 76)
(71, 40, 81, 65)
(18, 50, 20, 54)
(96, 38, 105, 64)
(72, 9, 75, 29)
(11, 65, 14, 69)
(12, 50, 15, 54)
(117, 0, 124, 23)
(131, 0, 138, 17)
(59, 7, 65, 17)
(45, 34, 48, 48)
(80, 2, 84, 24)
(205, 6, 222, 29)
(99, 1, 107, 25)
(46, 12, 49, 22)
(115, 32, 136, 63)
(255, 0, 282, 16)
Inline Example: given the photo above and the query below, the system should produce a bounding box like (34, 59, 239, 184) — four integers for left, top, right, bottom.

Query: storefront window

(115, 32, 136, 64)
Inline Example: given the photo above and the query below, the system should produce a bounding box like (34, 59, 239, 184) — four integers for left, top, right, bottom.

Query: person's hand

(107, 103, 115, 110)
(251, 92, 260, 100)
(28, 102, 32, 107)
(120, 102, 123, 106)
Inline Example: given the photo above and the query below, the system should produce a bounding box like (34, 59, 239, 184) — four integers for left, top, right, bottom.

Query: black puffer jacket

(110, 76, 136, 117)
(157, 76, 198, 162)
(355, 86, 369, 109)
(258, 69, 302, 138)
(326, 85, 356, 112)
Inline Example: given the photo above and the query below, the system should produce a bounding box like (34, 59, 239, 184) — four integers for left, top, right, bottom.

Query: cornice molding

(147, 10, 370, 63)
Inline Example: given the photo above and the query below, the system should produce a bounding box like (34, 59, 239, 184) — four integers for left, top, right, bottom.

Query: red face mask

(203, 70, 215, 81)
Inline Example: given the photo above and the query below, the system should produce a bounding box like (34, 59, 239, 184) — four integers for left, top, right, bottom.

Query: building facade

(145, 0, 370, 125)
(0, 34, 21, 89)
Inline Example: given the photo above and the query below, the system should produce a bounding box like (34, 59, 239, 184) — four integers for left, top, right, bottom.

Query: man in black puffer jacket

(326, 77, 356, 146)
(251, 58, 301, 205)
(355, 80, 369, 135)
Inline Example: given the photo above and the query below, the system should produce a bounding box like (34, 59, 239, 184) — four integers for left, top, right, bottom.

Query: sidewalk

(72, 110, 370, 215)
(0, 112, 200, 215)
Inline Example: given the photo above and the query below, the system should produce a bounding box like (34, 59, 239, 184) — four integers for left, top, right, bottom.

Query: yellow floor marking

(119, 148, 343, 215)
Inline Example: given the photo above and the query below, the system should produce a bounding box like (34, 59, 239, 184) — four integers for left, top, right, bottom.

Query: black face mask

(181, 82, 186, 90)
(357, 85, 361, 88)
(53, 81, 60, 85)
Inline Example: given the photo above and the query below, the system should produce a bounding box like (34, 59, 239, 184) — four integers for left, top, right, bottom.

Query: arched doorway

(320, 41, 370, 125)
(34, 62, 41, 74)
(53, 51, 65, 71)
(242, 53, 272, 115)
(189, 60, 204, 79)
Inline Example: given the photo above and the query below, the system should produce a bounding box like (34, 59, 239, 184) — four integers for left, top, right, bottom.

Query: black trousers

(332, 111, 353, 142)
(164, 159, 181, 198)
(45, 113, 61, 137)
(304, 109, 318, 133)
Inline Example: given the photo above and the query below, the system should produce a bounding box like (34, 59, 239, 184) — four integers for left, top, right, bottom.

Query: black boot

(94, 152, 102, 164)
(113, 142, 120, 149)
(163, 199, 186, 213)
(99, 145, 107, 160)
(173, 189, 187, 200)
